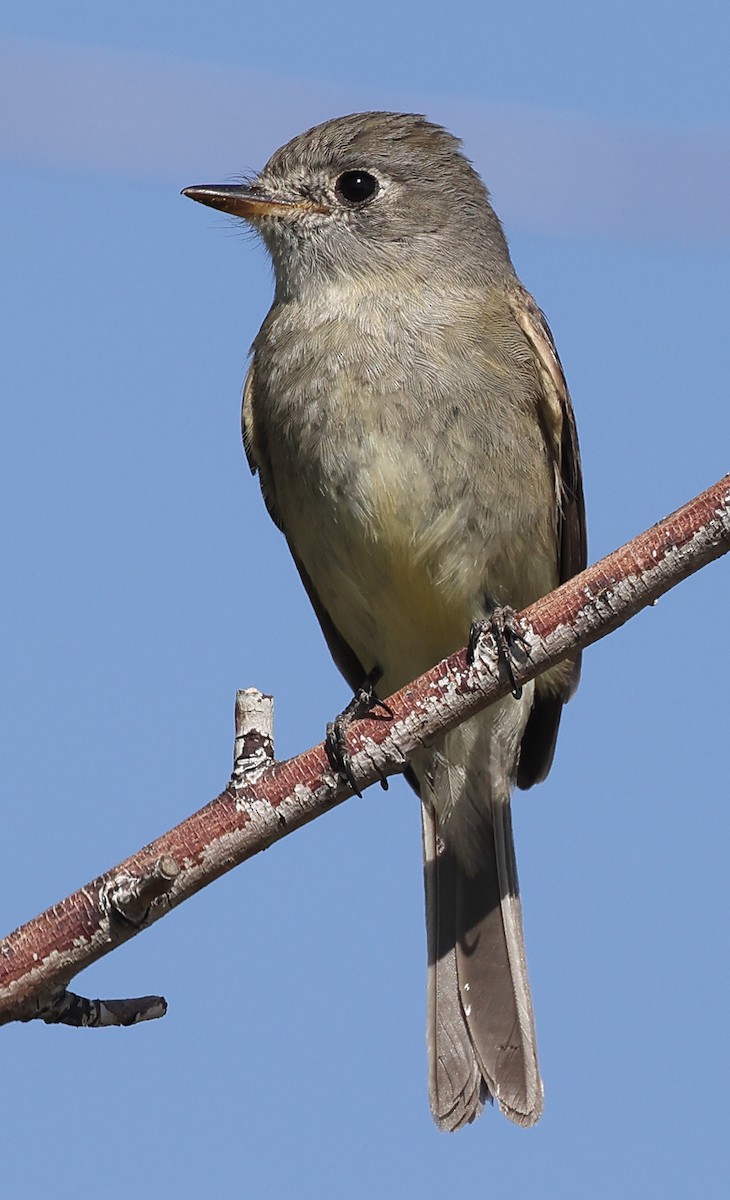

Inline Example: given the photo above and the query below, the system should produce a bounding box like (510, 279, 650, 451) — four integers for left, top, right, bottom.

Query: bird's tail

(414, 703, 543, 1131)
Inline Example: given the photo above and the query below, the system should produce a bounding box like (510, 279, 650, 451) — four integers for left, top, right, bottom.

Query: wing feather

(507, 287, 587, 787)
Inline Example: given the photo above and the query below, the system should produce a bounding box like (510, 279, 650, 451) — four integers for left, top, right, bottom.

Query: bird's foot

(468, 606, 531, 700)
(326, 667, 393, 796)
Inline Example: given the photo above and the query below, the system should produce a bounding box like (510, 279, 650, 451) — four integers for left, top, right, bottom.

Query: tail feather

(423, 801, 486, 1131)
(417, 705, 543, 1130)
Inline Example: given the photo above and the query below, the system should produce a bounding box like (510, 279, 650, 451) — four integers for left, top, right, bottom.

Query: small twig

(101, 855, 181, 927)
(231, 688, 275, 787)
(31, 990, 167, 1028)
(0, 473, 727, 1025)
(6, 857, 181, 1026)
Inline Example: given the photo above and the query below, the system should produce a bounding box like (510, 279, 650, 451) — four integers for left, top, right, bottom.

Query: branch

(1, 474, 728, 1025)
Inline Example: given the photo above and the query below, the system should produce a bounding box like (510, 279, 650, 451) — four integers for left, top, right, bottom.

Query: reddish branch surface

(1, 474, 728, 1025)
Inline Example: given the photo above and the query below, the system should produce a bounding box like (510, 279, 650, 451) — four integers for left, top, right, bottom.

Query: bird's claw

(468, 606, 530, 699)
(325, 668, 392, 795)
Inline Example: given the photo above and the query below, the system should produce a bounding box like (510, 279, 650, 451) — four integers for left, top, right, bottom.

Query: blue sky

(1, 5, 728, 1198)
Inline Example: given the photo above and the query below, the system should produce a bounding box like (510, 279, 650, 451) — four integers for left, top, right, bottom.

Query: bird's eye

(335, 170, 380, 205)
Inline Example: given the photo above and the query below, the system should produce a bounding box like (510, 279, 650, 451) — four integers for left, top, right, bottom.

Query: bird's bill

(181, 183, 327, 218)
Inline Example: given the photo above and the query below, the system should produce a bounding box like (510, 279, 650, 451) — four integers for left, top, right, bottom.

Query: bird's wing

(243, 360, 366, 691)
(506, 286, 588, 787)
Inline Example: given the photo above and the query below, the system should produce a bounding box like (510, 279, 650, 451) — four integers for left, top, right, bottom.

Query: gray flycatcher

(183, 111, 586, 1131)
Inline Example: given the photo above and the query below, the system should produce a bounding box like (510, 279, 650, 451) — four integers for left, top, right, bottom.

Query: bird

(183, 111, 586, 1131)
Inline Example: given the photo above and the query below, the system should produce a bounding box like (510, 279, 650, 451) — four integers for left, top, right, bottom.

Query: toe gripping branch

(325, 667, 394, 796)
(467, 606, 531, 700)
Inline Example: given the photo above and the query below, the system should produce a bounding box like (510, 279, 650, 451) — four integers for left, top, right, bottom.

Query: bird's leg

(468, 606, 531, 700)
(326, 666, 393, 796)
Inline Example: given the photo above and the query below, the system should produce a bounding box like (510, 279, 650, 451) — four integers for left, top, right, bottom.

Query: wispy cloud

(1, 36, 728, 243)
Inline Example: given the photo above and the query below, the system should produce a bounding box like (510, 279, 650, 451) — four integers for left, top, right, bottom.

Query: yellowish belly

(282, 436, 483, 694)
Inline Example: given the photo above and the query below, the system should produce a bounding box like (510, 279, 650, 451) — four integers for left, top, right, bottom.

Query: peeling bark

(1, 475, 728, 1026)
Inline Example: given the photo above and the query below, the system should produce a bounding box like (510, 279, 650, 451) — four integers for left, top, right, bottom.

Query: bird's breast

(266, 382, 490, 692)
(253, 292, 558, 692)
